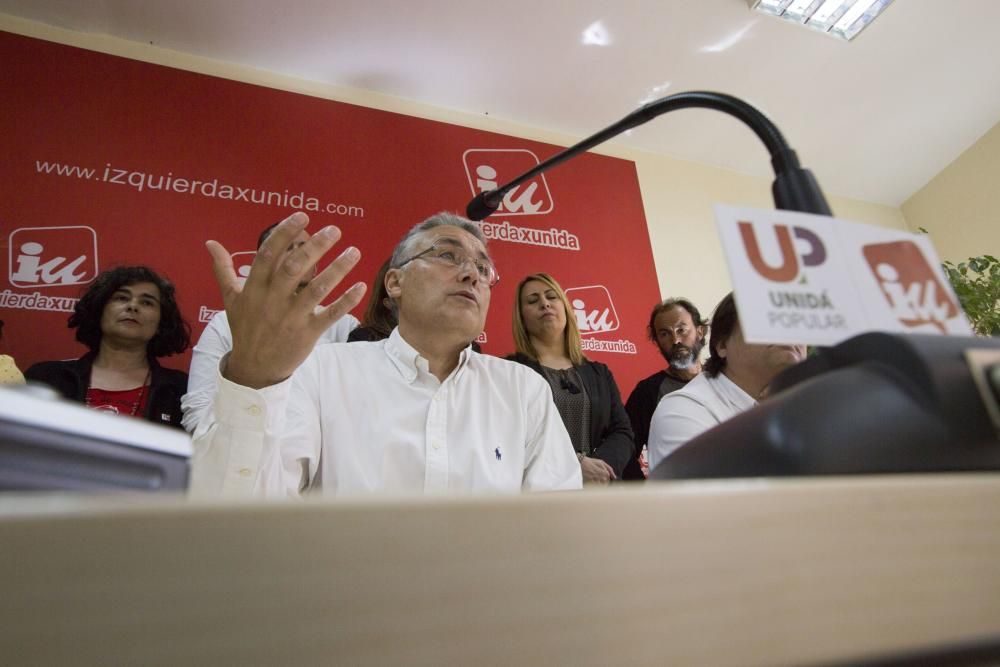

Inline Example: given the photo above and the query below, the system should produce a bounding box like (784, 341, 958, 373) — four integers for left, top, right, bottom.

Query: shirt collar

(384, 327, 474, 384)
(709, 371, 757, 412)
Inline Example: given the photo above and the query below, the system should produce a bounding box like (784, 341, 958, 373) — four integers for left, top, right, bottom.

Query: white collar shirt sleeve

(181, 310, 358, 434)
(647, 372, 756, 471)
(190, 328, 581, 497)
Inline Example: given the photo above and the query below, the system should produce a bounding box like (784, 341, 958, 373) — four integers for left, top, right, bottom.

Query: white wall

(902, 119, 1000, 264)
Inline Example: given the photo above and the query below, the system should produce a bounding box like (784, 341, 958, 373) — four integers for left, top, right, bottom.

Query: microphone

(560, 375, 581, 395)
(465, 91, 832, 220)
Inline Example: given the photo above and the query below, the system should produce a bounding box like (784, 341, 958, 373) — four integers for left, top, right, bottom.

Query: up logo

(565, 285, 619, 335)
(8, 225, 98, 288)
(462, 149, 554, 216)
(230, 251, 257, 287)
(738, 221, 826, 283)
(862, 240, 959, 334)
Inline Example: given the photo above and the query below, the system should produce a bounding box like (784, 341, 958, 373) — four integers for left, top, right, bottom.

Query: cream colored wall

(1, 14, 908, 317)
(633, 152, 906, 320)
(901, 120, 1000, 264)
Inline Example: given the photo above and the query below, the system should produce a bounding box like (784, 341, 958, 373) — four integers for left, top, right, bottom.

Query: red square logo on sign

(230, 251, 256, 287)
(462, 149, 554, 216)
(565, 284, 620, 336)
(862, 240, 959, 333)
(8, 226, 99, 288)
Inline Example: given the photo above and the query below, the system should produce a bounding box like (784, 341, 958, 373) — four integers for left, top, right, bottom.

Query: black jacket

(621, 369, 692, 480)
(507, 354, 634, 477)
(25, 353, 188, 429)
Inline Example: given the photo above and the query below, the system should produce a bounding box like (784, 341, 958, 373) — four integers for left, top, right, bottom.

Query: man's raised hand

(206, 212, 366, 388)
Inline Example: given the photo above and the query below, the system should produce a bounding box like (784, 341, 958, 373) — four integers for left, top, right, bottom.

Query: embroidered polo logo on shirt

(495, 447, 502, 461)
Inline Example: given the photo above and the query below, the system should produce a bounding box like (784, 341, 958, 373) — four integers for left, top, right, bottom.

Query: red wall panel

(0, 31, 663, 396)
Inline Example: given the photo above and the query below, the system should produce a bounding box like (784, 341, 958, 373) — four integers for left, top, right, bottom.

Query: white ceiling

(4, 0, 1000, 207)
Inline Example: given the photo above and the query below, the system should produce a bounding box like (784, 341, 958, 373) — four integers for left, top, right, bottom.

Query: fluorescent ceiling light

(747, 0, 893, 41)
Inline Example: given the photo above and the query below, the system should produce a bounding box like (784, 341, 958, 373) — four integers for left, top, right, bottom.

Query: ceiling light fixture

(748, 0, 894, 41)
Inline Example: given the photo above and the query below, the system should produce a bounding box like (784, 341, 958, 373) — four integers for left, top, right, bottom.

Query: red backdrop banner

(0, 31, 663, 397)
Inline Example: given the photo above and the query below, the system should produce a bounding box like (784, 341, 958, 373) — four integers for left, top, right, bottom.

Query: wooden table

(2, 475, 999, 665)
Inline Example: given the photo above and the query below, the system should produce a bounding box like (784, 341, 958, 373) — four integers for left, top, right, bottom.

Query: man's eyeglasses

(398, 240, 500, 287)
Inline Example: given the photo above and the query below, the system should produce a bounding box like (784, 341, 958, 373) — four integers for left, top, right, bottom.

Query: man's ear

(385, 267, 403, 300)
(696, 325, 707, 341)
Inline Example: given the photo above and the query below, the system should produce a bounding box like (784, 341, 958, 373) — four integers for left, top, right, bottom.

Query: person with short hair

(25, 266, 190, 428)
(182, 221, 358, 433)
(647, 292, 806, 471)
(508, 273, 634, 485)
(348, 258, 483, 352)
(190, 211, 581, 496)
(622, 298, 708, 479)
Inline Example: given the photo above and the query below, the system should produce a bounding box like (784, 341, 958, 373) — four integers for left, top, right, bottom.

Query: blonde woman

(509, 273, 634, 484)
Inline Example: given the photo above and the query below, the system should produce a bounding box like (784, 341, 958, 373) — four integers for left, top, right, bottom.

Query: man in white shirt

(647, 292, 805, 472)
(182, 221, 358, 433)
(190, 211, 581, 496)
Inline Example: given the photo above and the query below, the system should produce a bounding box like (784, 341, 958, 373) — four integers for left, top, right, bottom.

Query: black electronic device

(650, 332, 1000, 480)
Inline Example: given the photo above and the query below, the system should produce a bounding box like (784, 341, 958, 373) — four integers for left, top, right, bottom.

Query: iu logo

(738, 221, 826, 282)
(230, 251, 257, 287)
(462, 149, 554, 216)
(565, 285, 619, 335)
(8, 226, 98, 288)
(862, 241, 958, 333)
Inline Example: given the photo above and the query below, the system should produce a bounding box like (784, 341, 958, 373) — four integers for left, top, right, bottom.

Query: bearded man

(622, 298, 708, 479)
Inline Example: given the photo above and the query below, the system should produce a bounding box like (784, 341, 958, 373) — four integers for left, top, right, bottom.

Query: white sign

(715, 205, 971, 346)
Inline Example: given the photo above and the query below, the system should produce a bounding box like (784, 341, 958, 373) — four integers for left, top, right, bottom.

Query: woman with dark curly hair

(25, 266, 191, 429)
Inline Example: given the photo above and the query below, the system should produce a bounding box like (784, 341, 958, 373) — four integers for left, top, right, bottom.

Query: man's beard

(661, 337, 704, 370)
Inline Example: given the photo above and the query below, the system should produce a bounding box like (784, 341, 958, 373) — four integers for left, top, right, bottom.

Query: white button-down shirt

(190, 328, 582, 496)
(647, 371, 756, 471)
(181, 310, 358, 433)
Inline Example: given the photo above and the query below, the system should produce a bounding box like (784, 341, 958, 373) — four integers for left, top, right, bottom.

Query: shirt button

(238, 467, 253, 477)
(247, 405, 262, 416)
(432, 441, 441, 450)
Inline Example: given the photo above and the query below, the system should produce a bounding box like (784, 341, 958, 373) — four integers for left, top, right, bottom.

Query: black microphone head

(772, 167, 832, 217)
(466, 190, 501, 221)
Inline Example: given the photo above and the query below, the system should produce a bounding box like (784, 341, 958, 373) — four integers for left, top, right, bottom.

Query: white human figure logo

(10, 241, 88, 285)
(875, 262, 952, 326)
(475, 164, 544, 214)
(573, 297, 615, 333)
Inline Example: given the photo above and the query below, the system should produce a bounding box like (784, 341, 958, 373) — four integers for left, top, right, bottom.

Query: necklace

(85, 368, 152, 416)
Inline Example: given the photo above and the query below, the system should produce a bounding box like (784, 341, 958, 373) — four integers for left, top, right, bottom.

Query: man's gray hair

(389, 212, 488, 268)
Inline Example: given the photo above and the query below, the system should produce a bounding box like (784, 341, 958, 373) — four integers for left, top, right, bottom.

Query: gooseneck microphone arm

(465, 91, 832, 221)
